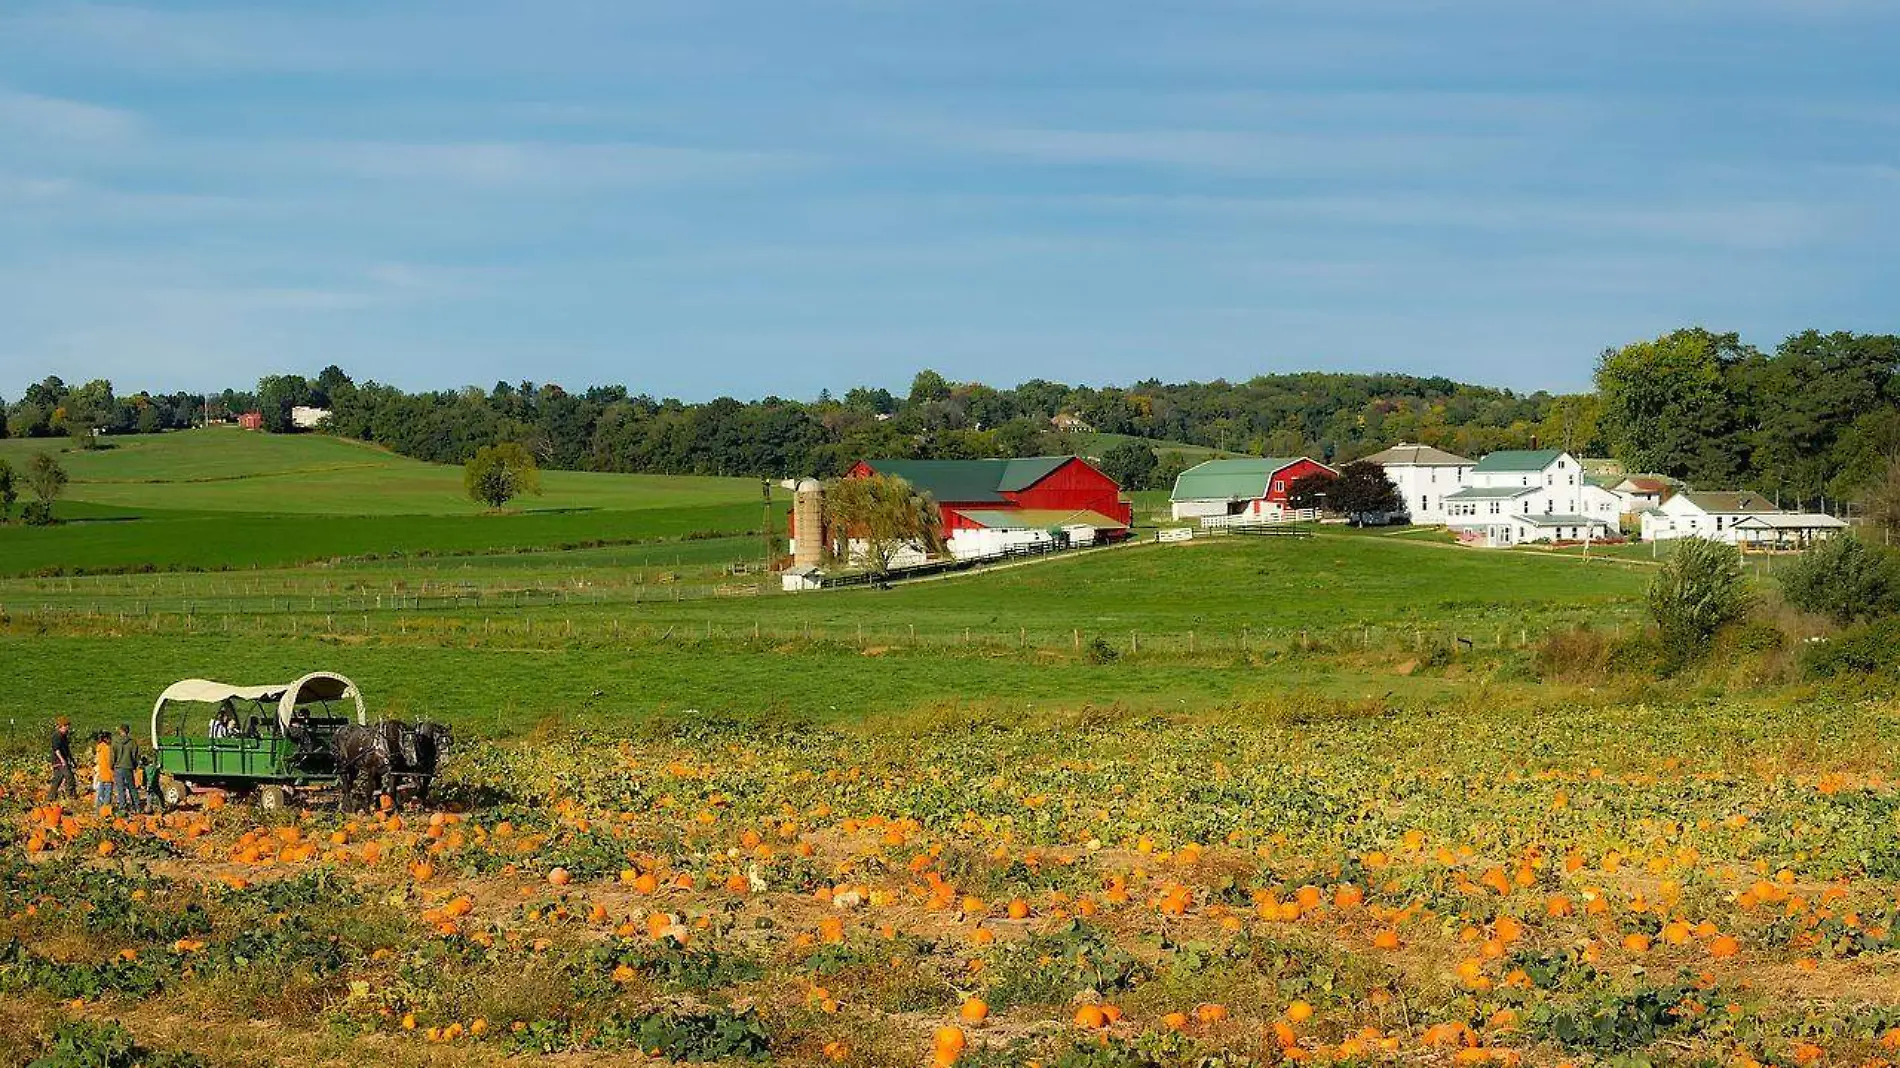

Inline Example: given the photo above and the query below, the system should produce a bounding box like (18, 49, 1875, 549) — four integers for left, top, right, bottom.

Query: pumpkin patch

(4, 698, 1898, 1067)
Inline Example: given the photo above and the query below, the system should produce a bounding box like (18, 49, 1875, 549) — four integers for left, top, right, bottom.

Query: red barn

(237, 411, 264, 431)
(844, 456, 1133, 558)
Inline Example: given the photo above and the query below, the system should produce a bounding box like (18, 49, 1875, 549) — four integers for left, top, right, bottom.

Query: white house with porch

(1641, 491, 1781, 543)
(1443, 449, 1615, 546)
(1357, 443, 1473, 526)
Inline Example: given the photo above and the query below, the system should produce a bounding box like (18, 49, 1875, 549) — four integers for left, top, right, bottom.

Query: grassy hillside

(0, 430, 774, 573)
(0, 430, 759, 516)
(1078, 431, 1238, 461)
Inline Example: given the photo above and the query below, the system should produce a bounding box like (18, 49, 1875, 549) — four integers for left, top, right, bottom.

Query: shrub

(1534, 626, 1613, 681)
(1647, 538, 1750, 666)
(1718, 618, 1787, 655)
(1778, 536, 1900, 624)
(1801, 617, 1900, 679)
(21, 500, 53, 526)
(1084, 636, 1119, 664)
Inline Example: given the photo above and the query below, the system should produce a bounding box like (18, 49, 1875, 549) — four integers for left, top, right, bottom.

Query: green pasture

(0, 629, 1531, 748)
(0, 533, 1650, 642)
(1078, 431, 1237, 461)
(0, 502, 764, 575)
(0, 430, 761, 515)
(605, 535, 1651, 640)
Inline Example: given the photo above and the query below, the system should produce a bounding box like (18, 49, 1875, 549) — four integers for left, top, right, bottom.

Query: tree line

(6, 325, 1894, 507)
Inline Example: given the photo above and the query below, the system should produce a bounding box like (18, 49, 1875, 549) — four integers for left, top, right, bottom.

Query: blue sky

(1, 1, 1895, 400)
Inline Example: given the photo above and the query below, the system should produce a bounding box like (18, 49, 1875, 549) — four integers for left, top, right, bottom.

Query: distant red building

(237, 411, 265, 431)
(847, 456, 1134, 534)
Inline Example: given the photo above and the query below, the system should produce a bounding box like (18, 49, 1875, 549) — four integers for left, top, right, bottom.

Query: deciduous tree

(24, 451, 67, 524)
(463, 442, 543, 510)
(1327, 461, 1402, 516)
(1595, 329, 1750, 485)
(1098, 440, 1158, 491)
(1286, 471, 1336, 511)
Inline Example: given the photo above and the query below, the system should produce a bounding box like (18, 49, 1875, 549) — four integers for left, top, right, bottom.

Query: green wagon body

(149, 673, 366, 802)
(155, 721, 355, 790)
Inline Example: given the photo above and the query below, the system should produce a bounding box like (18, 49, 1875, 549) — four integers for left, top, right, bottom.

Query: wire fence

(1, 600, 1639, 659)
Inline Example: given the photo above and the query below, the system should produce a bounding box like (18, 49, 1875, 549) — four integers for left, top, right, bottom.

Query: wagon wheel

(257, 785, 293, 812)
(159, 774, 189, 809)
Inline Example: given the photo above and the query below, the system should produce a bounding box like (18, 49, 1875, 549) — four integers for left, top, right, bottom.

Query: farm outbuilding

(1730, 512, 1848, 549)
(1168, 457, 1336, 522)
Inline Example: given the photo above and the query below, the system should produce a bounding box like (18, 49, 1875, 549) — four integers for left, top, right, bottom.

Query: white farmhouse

(1605, 475, 1673, 511)
(1356, 443, 1473, 526)
(1642, 491, 1781, 543)
(1443, 449, 1615, 546)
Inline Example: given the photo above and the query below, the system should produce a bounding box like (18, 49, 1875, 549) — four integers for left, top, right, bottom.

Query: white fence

(1199, 508, 1318, 531)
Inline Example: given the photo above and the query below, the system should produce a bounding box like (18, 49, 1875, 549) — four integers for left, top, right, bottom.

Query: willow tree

(822, 473, 944, 574)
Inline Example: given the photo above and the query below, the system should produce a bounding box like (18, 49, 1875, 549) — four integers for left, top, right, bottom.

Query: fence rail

(1, 600, 1643, 659)
(1200, 509, 1319, 530)
(814, 533, 1128, 589)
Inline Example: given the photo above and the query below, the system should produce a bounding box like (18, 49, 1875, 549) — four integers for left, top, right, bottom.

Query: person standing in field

(93, 732, 114, 808)
(46, 717, 77, 801)
(110, 724, 143, 813)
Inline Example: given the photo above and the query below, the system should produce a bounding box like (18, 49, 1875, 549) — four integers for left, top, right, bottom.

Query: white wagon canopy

(151, 671, 365, 745)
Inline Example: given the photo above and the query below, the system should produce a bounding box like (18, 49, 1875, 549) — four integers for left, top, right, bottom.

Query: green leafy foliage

(1646, 537, 1750, 665)
(1779, 536, 1900, 623)
(463, 442, 544, 510)
(26, 1020, 206, 1068)
(1098, 439, 1160, 491)
(983, 920, 1151, 1009)
(1529, 982, 1707, 1052)
(1801, 617, 1900, 680)
(588, 938, 764, 993)
(505, 1007, 771, 1058)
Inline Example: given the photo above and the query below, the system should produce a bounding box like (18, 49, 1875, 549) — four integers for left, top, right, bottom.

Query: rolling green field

(0, 430, 760, 515)
(2, 428, 1652, 740)
(0, 431, 769, 574)
(1078, 431, 1238, 461)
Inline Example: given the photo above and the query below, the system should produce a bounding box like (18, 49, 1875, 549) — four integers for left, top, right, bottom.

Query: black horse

(330, 719, 453, 812)
(330, 722, 391, 813)
(402, 720, 453, 804)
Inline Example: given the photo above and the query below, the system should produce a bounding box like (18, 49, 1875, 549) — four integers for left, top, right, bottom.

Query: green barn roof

(858, 457, 1074, 502)
(1473, 449, 1565, 473)
(1169, 457, 1310, 501)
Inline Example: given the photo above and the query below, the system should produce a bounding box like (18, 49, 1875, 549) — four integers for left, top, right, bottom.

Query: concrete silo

(792, 478, 826, 569)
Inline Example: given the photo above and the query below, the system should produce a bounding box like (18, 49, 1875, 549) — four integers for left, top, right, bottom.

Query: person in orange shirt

(92, 732, 113, 808)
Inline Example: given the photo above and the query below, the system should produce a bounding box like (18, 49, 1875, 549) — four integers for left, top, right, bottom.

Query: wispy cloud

(278, 140, 817, 192)
(875, 114, 1520, 175)
(0, 3, 384, 75)
(0, 88, 140, 140)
